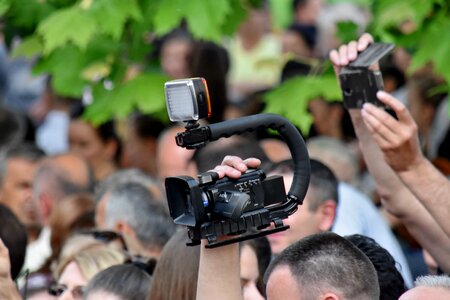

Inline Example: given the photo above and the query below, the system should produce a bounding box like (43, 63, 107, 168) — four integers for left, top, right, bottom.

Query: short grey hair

(96, 168, 165, 204)
(0, 143, 45, 185)
(307, 136, 358, 184)
(104, 182, 175, 251)
(414, 275, 450, 289)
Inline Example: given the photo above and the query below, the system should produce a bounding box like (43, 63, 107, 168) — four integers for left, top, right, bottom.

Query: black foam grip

(208, 113, 310, 203)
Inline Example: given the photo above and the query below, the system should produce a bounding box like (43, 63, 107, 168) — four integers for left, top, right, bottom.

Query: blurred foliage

(2, 0, 450, 129)
(3, 0, 250, 125)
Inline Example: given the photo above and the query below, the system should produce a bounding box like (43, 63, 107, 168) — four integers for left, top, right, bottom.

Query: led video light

(164, 77, 211, 122)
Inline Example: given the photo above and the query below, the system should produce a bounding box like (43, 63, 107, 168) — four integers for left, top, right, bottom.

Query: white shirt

(333, 182, 413, 288)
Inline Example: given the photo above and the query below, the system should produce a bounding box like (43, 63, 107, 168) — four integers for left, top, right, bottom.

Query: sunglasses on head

(77, 229, 128, 251)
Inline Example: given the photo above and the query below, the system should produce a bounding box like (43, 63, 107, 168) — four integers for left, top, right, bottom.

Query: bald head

(156, 126, 197, 180)
(34, 153, 94, 202)
(33, 153, 94, 225)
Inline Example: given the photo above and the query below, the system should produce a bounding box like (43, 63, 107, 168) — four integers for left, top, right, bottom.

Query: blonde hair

(56, 246, 129, 281)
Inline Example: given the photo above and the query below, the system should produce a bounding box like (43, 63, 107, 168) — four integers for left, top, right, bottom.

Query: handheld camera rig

(164, 78, 310, 248)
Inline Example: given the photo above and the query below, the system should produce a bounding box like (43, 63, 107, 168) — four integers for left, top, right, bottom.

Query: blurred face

(0, 158, 39, 227)
(308, 99, 333, 135)
(281, 31, 312, 57)
(161, 39, 192, 79)
(399, 286, 450, 300)
(240, 245, 264, 300)
(55, 261, 87, 300)
(407, 86, 434, 134)
(121, 123, 156, 175)
(266, 173, 322, 254)
(69, 120, 110, 173)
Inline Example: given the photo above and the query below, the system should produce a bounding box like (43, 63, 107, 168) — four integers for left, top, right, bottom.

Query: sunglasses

(77, 229, 128, 251)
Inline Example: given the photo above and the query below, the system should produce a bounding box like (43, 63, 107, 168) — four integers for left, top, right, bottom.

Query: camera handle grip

(207, 113, 310, 206)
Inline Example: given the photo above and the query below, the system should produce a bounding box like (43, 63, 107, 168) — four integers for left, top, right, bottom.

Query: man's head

(0, 204, 27, 280)
(96, 182, 175, 258)
(156, 126, 197, 181)
(33, 153, 94, 225)
(0, 144, 45, 228)
(399, 275, 450, 300)
(346, 234, 406, 300)
(121, 114, 165, 177)
(267, 159, 338, 254)
(306, 136, 358, 184)
(265, 232, 380, 300)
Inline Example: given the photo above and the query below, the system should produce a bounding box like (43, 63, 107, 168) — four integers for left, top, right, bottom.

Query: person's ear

(318, 200, 337, 232)
(422, 104, 435, 127)
(115, 221, 135, 238)
(40, 192, 53, 224)
(104, 139, 118, 161)
(321, 292, 340, 300)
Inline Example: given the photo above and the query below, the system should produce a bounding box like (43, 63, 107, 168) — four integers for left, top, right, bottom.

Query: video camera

(163, 78, 311, 248)
(339, 43, 395, 109)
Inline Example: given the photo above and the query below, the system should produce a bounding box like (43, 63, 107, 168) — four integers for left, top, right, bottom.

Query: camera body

(339, 43, 394, 109)
(166, 169, 287, 246)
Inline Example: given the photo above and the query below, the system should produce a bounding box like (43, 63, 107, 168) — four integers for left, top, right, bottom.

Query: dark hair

(241, 236, 272, 296)
(345, 234, 406, 300)
(0, 204, 27, 280)
(84, 263, 152, 300)
(270, 158, 338, 211)
(129, 113, 166, 140)
(0, 107, 25, 149)
(194, 135, 271, 173)
(190, 41, 230, 124)
(264, 232, 380, 300)
(0, 143, 45, 184)
(408, 74, 447, 109)
(280, 59, 312, 82)
(70, 103, 122, 165)
(148, 230, 200, 300)
(286, 23, 316, 50)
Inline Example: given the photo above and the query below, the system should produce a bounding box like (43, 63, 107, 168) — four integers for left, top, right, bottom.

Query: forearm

(351, 110, 450, 271)
(196, 242, 242, 300)
(350, 110, 411, 208)
(398, 158, 450, 238)
(0, 280, 21, 300)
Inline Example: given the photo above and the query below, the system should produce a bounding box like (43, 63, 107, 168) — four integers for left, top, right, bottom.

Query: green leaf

(33, 45, 88, 96)
(37, 6, 97, 53)
(0, 0, 10, 17)
(152, 0, 236, 41)
(152, 0, 184, 36)
(184, 0, 231, 41)
(409, 16, 450, 83)
(6, 0, 56, 29)
(268, 0, 292, 30)
(263, 76, 341, 134)
(11, 35, 43, 59)
(84, 73, 169, 125)
(373, 0, 435, 36)
(221, 0, 248, 36)
(88, 0, 142, 40)
(336, 21, 359, 43)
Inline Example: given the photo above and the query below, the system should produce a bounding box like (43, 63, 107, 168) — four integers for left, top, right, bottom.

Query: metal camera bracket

(172, 113, 311, 248)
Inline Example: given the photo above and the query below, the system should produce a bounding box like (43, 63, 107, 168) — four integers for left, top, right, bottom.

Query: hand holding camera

(330, 34, 424, 173)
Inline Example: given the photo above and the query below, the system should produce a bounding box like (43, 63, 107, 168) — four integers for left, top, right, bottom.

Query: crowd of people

(0, 0, 450, 299)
